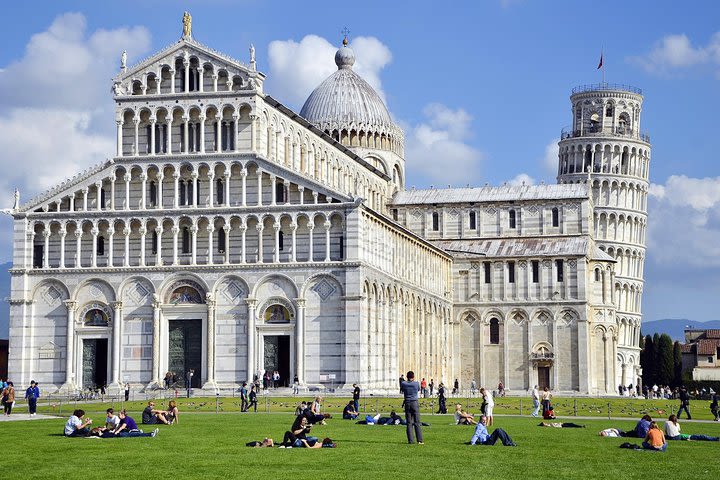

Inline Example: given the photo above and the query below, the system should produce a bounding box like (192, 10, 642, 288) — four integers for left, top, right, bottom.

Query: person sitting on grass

(342, 401, 359, 420)
(633, 414, 653, 438)
(280, 415, 318, 448)
(165, 400, 180, 425)
(142, 401, 169, 425)
(664, 414, 719, 441)
(454, 404, 477, 425)
(64, 409, 93, 437)
(295, 401, 308, 416)
(105, 408, 120, 431)
(469, 415, 516, 446)
(115, 410, 158, 437)
(310, 396, 327, 425)
(642, 421, 666, 451)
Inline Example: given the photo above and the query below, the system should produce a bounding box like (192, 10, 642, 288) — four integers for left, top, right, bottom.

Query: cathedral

(6, 17, 649, 395)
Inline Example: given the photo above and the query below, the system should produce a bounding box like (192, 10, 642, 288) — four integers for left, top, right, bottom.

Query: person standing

(240, 382, 249, 412)
(420, 378, 428, 398)
(470, 380, 477, 396)
(124, 383, 130, 402)
(453, 378, 459, 395)
(437, 383, 447, 414)
(400, 371, 424, 445)
(677, 386, 691, 419)
(530, 385, 540, 417)
(248, 384, 258, 412)
(352, 384, 361, 413)
(541, 386, 553, 419)
(398, 375, 405, 394)
(480, 387, 495, 426)
(24, 380, 40, 417)
(2, 381, 15, 416)
(429, 379, 434, 397)
(710, 391, 719, 421)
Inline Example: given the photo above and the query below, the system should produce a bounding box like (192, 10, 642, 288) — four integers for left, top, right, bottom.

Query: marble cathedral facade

(6, 19, 649, 395)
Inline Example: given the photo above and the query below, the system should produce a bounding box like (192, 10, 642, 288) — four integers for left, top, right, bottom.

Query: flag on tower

(597, 50, 603, 70)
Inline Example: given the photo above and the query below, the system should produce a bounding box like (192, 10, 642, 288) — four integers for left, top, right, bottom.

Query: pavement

(0, 413, 60, 422)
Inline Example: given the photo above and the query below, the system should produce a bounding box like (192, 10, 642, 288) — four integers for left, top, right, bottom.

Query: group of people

(599, 412, 719, 451)
(63, 401, 180, 438)
(2, 379, 41, 417)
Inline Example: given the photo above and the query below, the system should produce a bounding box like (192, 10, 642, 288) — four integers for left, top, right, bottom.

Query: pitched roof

(392, 184, 588, 205)
(680, 343, 694, 354)
(697, 339, 720, 355)
(704, 329, 720, 339)
(432, 236, 590, 258)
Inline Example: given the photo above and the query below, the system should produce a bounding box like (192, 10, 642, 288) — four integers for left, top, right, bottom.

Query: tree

(673, 341, 683, 387)
(641, 334, 655, 387)
(656, 334, 674, 386)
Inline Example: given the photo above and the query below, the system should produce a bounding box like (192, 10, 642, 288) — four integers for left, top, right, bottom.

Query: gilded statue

(182, 11, 192, 37)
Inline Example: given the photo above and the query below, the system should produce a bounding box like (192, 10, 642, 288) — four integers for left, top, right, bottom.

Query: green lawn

(2, 411, 719, 479)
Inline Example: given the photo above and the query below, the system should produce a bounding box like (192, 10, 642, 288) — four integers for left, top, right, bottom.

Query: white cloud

(542, 139, 559, 177)
(0, 13, 152, 207)
(629, 32, 720, 74)
(266, 34, 392, 108)
(647, 175, 720, 267)
(507, 173, 535, 186)
(405, 103, 484, 185)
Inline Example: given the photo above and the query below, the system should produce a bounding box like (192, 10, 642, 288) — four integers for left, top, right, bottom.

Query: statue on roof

(121, 50, 127, 70)
(13, 187, 20, 210)
(249, 44, 256, 70)
(182, 11, 192, 38)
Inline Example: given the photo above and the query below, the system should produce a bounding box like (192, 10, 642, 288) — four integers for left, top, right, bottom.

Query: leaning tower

(557, 83, 650, 391)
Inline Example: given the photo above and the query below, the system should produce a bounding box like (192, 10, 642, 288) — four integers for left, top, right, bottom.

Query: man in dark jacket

(677, 387, 691, 419)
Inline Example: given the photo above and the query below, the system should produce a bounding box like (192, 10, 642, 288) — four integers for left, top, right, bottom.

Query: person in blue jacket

(24, 380, 40, 417)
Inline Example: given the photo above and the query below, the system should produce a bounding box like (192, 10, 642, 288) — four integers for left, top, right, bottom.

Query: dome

(300, 41, 398, 135)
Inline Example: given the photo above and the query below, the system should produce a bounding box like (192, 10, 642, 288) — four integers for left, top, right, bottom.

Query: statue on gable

(249, 43, 256, 70)
(121, 50, 127, 70)
(182, 11, 192, 38)
(13, 187, 20, 210)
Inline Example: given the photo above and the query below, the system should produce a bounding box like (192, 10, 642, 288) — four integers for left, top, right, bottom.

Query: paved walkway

(0, 414, 60, 422)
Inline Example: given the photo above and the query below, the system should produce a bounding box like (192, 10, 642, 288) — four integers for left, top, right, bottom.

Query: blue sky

(0, 0, 719, 322)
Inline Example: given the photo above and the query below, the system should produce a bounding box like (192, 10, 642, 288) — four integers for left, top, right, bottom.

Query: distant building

(681, 329, 720, 381)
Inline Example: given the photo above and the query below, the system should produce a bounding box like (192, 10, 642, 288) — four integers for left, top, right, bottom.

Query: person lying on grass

(454, 404, 477, 425)
(247, 438, 274, 448)
(343, 401, 359, 420)
(538, 422, 585, 428)
(278, 437, 337, 449)
(469, 415, 516, 446)
(142, 401, 169, 425)
(664, 414, 719, 441)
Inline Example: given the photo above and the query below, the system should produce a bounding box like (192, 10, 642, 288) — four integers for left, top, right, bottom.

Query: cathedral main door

(81, 339, 108, 389)
(263, 335, 290, 387)
(168, 319, 202, 388)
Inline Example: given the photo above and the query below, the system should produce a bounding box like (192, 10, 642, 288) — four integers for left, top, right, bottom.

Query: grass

(2, 409, 720, 479)
(30, 394, 720, 421)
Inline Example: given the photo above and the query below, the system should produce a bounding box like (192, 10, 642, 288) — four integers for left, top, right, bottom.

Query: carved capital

(294, 298, 306, 308)
(110, 301, 123, 310)
(64, 300, 78, 312)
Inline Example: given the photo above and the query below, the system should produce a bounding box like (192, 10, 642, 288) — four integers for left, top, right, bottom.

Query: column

(91, 226, 98, 268)
(207, 226, 214, 264)
(166, 121, 172, 155)
(62, 300, 78, 389)
(149, 118, 156, 155)
(183, 61, 189, 92)
(324, 220, 331, 262)
(192, 173, 199, 208)
(290, 222, 297, 262)
(215, 117, 222, 153)
(169, 68, 176, 94)
(110, 301, 123, 387)
(124, 174, 131, 210)
(67, 193, 74, 213)
(110, 175, 116, 210)
(224, 173, 231, 207)
(273, 222, 280, 263)
(190, 225, 198, 265)
(246, 298, 257, 380)
(223, 225, 231, 264)
(526, 319, 534, 390)
(139, 226, 147, 266)
(133, 118, 140, 155)
(204, 295, 217, 388)
(199, 114, 206, 153)
(140, 173, 147, 209)
(107, 227, 114, 267)
(249, 114, 257, 152)
(183, 117, 189, 153)
(116, 120, 124, 156)
(240, 224, 247, 263)
(233, 114, 240, 153)
(604, 333, 611, 394)
(198, 66, 204, 93)
(212, 74, 218, 92)
(74, 231, 81, 268)
(298, 186, 305, 205)
(59, 227, 67, 268)
(173, 172, 180, 208)
(123, 227, 130, 267)
(270, 175, 277, 206)
(82, 188, 89, 211)
(155, 227, 163, 265)
(172, 227, 179, 265)
(240, 168, 247, 206)
(256, 224, 264, 263)
(42, 230, 50, 269)
(307, 225, 314, 262)
(157, 173, 164, 209)
(95, 182, 103, 211)
(295, 298, 306, 384)
(256, 170, 263, 206)
(152, 297, 161, 385)
(552, 315, 559, 389)
(208, 173, 215, 208)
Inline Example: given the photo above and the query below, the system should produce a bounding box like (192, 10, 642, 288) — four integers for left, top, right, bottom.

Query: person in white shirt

(664, 414, 719, 441)
(531, 385, 540, 417)
(480, 387, 495, 426)
(64, 409, 92, 437)
(105, 408, 120, 431)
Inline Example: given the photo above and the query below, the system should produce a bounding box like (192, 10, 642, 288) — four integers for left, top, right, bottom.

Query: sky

(0, 0, 719, 322)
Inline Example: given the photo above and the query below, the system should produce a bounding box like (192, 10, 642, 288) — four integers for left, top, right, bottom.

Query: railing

(561, 126, 650, 143)
(572, 83, 642, 95)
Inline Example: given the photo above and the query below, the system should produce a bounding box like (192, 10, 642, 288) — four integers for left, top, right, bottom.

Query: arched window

(490, 318, 500, 344)
(97, 236, 105, 256)
(145, 125, 152, 153)
(552, 207, 559, 227)
(275, 181, 285, 204)
(182, 227, 190, 254)
(100, 188, 106, 209)
(469, 211, 476, 230)
(216, 178, 224, 204)
(149, 181, 157, 206)
(595, 268, 601, 282)
(606, 105, 614, 117)
(279, 231, 284, 251)
(179, 180, 187, 205)
(218, 229, 226, 253)
(556, 259, 564, 282)
(152, 231, 158, 255)
(432, 212, 439, 231)
(509, 210, 516, 229)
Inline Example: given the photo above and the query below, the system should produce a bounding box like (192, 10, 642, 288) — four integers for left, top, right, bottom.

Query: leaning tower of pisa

(557, 83, 650, 390)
